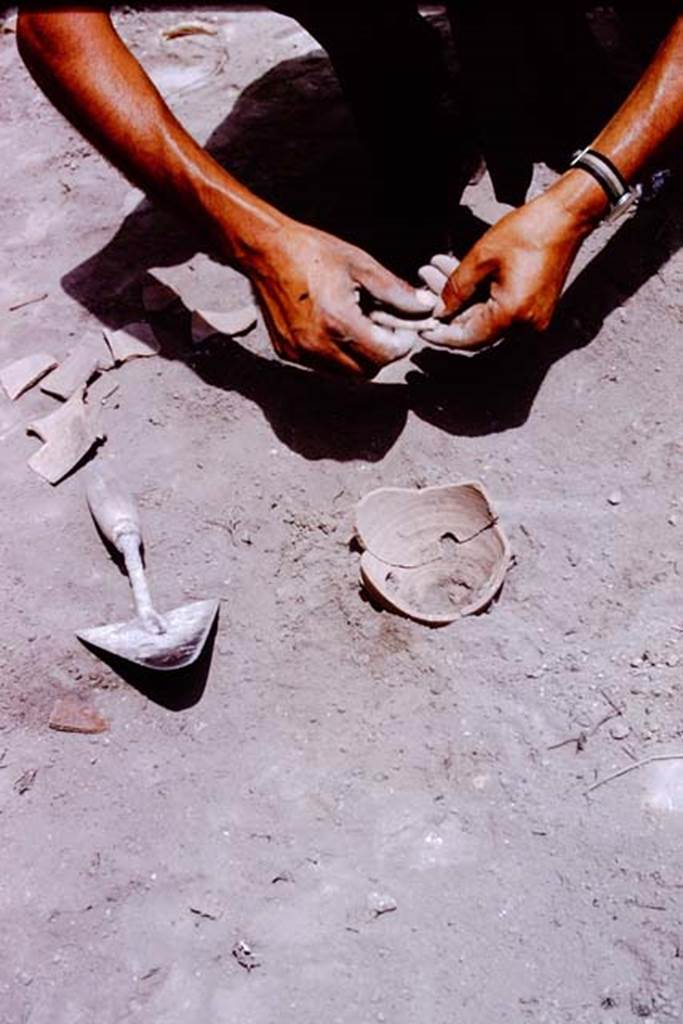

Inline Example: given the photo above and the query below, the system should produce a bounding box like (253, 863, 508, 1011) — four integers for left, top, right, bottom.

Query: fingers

(431, 253, 459, 277)
(418, 264, 447, 296)
(344, 309, 416, 367)
(420, 299, 508, 350)
(438, 251, 494, 318)
(418, 253, 459, 297)
(369, 309, 439, 332)
(355, 256, 435, 314)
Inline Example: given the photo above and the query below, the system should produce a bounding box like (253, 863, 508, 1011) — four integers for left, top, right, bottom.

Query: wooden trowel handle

(86, 470, 142, 552)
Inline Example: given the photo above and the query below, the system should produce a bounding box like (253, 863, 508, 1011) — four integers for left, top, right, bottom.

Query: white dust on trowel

(0, 352, 58, 400)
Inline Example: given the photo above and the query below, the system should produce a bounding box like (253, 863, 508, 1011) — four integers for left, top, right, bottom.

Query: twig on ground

(586, 754, 683, 794)
(548, 732, 587, 752)
(599, 688, 623, 717)
(8, 292, 48, 312)
(589, 710, 621, 735)
(548, 694, 623, 752)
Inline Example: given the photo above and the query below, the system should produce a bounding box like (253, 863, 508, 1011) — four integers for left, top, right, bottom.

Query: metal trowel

(77, 471, 219, 670)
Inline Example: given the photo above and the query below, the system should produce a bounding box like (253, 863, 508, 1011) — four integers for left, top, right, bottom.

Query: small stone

(609, 721, 631, 740)
(49, 697, 108, 734)
(630, 657, 643, 668)
(607, 492, 622, 506)
(14, 768, 37, 795)
(666, 654, 679, 668)
(668, 513, 678, 527)
(232, 939, 260, 972)
(271, 870, 294, 885)
(367, 892, 398, 918)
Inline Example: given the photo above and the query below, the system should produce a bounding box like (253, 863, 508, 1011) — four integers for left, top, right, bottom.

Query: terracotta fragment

(103, 323, 160, 363)
(49, 697, 108, 734)
(27, 385, 105, 485)
(40, 335, 114, 400)
(149, 257, 240, 311)
(191, 304, 258, 344)
(0, 352, 58, 400)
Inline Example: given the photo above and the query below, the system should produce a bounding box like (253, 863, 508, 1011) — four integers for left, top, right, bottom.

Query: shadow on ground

(62, 45, 681, 462)
(77, 614, 218, 711)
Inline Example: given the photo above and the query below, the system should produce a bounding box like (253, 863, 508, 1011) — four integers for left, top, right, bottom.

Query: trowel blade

(77, 599, 219, 671)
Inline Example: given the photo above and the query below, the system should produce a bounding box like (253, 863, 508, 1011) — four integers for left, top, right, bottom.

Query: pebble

(232, 939, 260, 972)
(367, 892, 397, 918)
(607, 492, 622, 506)
(610, 721, 631, 740)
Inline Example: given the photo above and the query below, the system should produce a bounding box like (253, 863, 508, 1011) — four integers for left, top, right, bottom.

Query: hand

(416, 190, 592, 350)
(248, 221, 435, 377)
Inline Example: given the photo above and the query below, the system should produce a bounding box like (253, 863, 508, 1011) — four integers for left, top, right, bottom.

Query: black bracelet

(569, 147, 641, 223)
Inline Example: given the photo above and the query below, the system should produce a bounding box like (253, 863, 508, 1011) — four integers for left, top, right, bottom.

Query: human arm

(16, 6, 432, 375)
(419, 15, 683, 349)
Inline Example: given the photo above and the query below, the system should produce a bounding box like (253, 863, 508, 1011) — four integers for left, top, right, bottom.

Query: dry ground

(1, 7, 682, 1023)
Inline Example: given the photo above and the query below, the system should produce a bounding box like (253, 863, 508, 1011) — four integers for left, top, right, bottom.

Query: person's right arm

(17, 7, 432, 376)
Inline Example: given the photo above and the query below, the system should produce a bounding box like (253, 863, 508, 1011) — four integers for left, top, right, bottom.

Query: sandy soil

(1, 7, 682, 1023)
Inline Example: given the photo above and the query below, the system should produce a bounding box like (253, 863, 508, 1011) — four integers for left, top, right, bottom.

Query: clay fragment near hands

(354, 482, 511, 625)
(40, 335, 114, 400)
(0, 352, 58, 400)
(191, 305, 259, 344)
(103, 323, 160, 363)
(27, 384, 105, 485)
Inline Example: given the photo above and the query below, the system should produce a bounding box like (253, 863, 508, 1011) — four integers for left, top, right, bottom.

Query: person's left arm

(420, 15, 683, 350)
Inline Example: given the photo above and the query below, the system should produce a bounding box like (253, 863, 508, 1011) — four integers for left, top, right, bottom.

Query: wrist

(177, 153, 292, 272)
(206, 193, 293, 272)
(545, 169, 610, 236)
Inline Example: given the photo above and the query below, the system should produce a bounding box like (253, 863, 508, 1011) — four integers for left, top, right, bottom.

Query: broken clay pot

(354, 482, 511, 625)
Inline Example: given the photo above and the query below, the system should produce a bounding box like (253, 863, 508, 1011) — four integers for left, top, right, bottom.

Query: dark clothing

(447, 2, 682, 204)
(274, 2, 680, 207)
